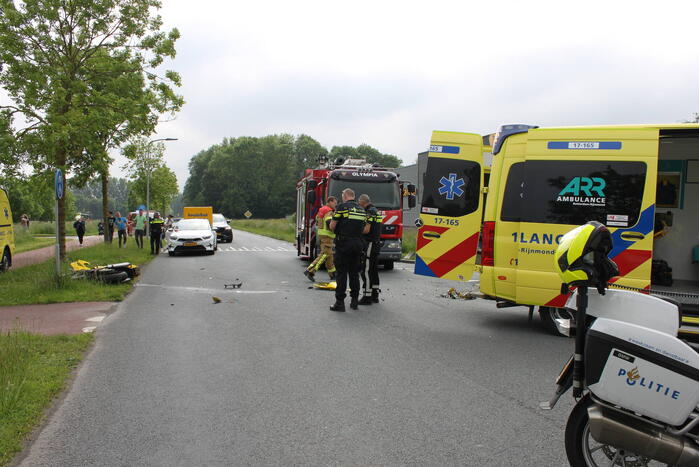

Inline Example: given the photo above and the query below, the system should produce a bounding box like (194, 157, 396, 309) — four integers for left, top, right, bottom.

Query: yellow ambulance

(415, 124, 699, 335)
(0, 187, 15, 272)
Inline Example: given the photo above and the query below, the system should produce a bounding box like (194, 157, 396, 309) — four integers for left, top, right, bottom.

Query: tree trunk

(102, 170, 110, 243)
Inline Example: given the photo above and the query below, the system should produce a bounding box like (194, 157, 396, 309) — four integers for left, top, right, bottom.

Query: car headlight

(385, 241, 401, 249)
(170, 235, 178, 240)
(224, 226, 231, 230)
(202, 234, 212, 239)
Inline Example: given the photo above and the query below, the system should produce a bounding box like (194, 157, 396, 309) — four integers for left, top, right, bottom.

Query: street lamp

(145, 137, 178, 236)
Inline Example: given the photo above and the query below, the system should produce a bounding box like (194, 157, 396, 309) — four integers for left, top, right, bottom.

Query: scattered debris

(212, 296, 222, 304)
(224, 279, 243, 289)
(313, 281, 337, 291)
(441, 288, 477, 300)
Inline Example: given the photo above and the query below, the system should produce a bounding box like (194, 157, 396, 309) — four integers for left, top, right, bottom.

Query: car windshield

(177, 219, 211, 230)
(212, 214, 226, 223)
(328, 180, 400, 209)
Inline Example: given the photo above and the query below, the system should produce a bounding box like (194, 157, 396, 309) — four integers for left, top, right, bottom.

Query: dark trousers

(108, 227, 114, 243)
(118, 230, 127, 247)
(76, 230, 85, 245)
(150, 234, 162, 254)
(334, 238, 363, 301)
(361, 240, 381, 297)
(135, 229, 145, 248)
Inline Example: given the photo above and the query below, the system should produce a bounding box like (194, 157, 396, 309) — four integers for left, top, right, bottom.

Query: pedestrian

(127, 213, 135, 236)
(73, 215, 86, 245)
(149, 212, 165, 255)
(107, 211, 116, 243)
(20, 214, 29, 229)
(304, 196, 338, 282)
(328, 188, 368, 312)
(133, 209, 147, 249)
(358, 194, 383, 305)
(115, 211, 128, 247)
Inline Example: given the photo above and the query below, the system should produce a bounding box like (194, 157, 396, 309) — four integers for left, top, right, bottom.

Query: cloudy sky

(107, 0, 699, 186)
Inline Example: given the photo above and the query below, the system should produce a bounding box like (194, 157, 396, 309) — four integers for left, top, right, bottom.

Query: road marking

(82, 326, 96, 333)
(136, 283, 277, 294)
(220, 246, 293, 252)
(85, 316, 105, 322)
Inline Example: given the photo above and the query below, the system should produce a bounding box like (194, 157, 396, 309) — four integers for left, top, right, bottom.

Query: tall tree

(0, 0, 183, 257)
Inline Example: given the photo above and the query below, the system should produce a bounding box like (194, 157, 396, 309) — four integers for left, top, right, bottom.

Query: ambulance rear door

(414, 131, 484, 281)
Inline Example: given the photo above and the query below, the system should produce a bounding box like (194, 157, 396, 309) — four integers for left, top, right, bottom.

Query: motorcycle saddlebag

(585, 317, 699, 426)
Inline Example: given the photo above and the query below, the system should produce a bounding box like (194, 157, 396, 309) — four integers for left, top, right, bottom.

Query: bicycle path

(13, 235, 103, 269)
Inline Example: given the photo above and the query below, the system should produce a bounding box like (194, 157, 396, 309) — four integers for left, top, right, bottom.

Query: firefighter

(328, 188, 368, 312)
(358, 194, 383, 305)
(304, 196, 338, 282)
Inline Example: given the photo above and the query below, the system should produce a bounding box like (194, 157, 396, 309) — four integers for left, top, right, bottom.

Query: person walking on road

(304, 196, 338, 282)
(115, 211, 128, 248)
(73, 215, 86, 245)
(328, 188, 368, 312)
(134, 209, 147, 249)
(149, 212, 165, 255)
(107, 211, 116, 243)
(358, 194, 383, 305)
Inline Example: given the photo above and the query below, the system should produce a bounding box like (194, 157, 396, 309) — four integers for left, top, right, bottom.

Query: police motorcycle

(541, 221, 699, 466)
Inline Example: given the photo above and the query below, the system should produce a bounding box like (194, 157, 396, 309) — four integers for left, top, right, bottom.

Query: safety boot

(329, 300, 345, 312)
(371, 289, 380, 303)
(304, 269, 315, 282)
(328, 271, 336, 280)
(358, 296, 373, 305)
(350, 297, 359, 310)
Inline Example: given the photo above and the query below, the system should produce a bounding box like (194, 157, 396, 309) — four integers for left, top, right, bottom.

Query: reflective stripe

(317, 210, 335, 238)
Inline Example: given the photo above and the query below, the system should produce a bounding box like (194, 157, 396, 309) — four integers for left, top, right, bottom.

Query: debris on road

(224, 279, 243, 289)
(313, 281, 337, 291)
(212, 296, 222, 304)
(441, 288, 477, 300)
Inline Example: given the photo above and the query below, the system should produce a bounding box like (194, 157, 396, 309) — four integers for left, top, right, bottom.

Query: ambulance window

(421, 158, 480, 217)
(501, 160, 647, 226)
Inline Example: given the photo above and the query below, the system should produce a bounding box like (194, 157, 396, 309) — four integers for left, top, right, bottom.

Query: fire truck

(296, 157, 416, 270)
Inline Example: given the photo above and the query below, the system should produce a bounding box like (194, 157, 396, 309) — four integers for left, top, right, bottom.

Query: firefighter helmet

(554, 221, 618, 288)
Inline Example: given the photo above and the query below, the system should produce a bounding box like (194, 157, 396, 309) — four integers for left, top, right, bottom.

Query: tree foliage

(72, 177, 130, 217)
(183, 135, 401, 218)
(0, 0, 183, 254)
(127, 165, 179, 214)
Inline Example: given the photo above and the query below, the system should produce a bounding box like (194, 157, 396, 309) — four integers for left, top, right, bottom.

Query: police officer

(329, 188, 368, 311)
(358, 194, 383, 305)
(149, 212, 166, 255)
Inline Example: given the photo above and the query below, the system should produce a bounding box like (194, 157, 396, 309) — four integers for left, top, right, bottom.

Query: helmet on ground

(554, 221, 618, 289)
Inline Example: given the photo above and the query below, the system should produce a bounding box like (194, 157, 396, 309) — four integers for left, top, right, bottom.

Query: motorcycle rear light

(482, 221, 495, 267)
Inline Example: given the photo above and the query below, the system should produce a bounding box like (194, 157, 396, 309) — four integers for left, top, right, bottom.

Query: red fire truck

(296, 157, 416, 270)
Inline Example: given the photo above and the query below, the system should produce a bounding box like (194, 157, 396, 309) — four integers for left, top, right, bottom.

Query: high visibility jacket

(332, 200, 366, 238)
(316, 205, 335, 239)
(363, 204, 383, 243)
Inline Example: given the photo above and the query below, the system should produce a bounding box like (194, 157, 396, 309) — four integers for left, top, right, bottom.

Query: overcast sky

(16, 0, 699, 187)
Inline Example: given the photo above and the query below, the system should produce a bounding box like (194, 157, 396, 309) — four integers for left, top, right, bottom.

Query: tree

(0, 0, 183, 258)
(127, 166, 179, 214)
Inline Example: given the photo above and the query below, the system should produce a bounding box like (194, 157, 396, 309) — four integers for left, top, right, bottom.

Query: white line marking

(85, 316, 105, 322)
(82, 326, 96, 333)
(136, 283, 277, 294)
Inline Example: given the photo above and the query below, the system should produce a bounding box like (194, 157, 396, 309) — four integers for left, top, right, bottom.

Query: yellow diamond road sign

(244, 210, 252, 219)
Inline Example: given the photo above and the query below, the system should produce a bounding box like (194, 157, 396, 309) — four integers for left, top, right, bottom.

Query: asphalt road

(20, 230, 575, 466)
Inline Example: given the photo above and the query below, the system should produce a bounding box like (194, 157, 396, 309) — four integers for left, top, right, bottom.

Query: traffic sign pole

(55, 169, 63, 276)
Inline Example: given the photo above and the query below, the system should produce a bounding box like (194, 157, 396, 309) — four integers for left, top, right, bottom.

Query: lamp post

(145, 137, 178, 236)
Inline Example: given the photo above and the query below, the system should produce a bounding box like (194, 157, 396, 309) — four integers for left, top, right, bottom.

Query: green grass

(402, 227, 416, 257)
(24, 221, 99, 236)
(232, 217, 296, 243)
(0, 329, 93, 466)
(12, 228, 56, 254)
(0, 239, 154, 306)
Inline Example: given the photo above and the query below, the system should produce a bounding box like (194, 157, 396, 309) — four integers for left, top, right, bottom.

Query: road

(20, 230, 574, 466)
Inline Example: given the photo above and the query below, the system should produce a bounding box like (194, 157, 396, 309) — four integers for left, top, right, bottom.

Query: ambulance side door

(414, 131, 484, 281)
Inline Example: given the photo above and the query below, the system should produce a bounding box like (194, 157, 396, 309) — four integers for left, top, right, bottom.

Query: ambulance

(0, 187, 14, 272)
(415, 124, 699, 336)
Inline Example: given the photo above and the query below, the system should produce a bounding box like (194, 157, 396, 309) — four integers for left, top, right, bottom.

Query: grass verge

(402, 227, 416, 258)
(0, 239, 153, 307)
(13, 227, 55, 254)
(232, 218, 296, 243)
(0, 330, 93, 466)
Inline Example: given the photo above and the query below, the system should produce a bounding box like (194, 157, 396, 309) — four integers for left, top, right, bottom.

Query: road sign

(55, 169, 64, 200)
(244, 210, 252, 219)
